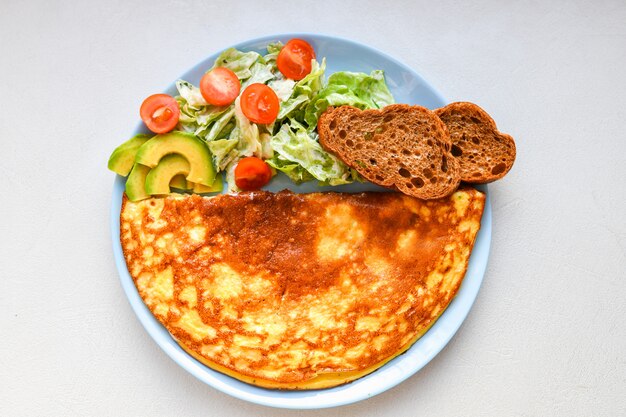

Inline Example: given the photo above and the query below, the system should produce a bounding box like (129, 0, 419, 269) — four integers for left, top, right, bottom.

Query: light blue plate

(110, 33, 492, 409)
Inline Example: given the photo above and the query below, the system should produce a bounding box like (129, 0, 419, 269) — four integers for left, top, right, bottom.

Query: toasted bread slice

(435, 102, 516, 183)
(318, 104, 461, 200)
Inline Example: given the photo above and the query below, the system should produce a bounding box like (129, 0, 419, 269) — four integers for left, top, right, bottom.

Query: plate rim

(110, 32, 492, 409)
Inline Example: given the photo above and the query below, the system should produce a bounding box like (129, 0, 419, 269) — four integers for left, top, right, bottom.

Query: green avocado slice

(191, 174, 223, 194)
(107, 134, 151, 176)
(169, 174, 191, 190)
(145, 154, 191, 195)
(125, 163, 151, 201)
(135, 131, 216, 186)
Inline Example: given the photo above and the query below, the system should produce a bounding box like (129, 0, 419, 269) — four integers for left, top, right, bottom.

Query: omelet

(120, 188, 485, 389)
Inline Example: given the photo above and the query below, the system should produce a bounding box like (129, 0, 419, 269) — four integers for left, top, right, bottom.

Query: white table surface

(2, 0, 625, 415)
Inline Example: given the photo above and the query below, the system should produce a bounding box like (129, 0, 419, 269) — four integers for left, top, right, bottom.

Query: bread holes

(441, 155, 449, 172)
(423, 168, 433, 179)
(411, 177, 425, 188)
(426, 139, 433, 146)
(470, 116, 481, 124)
(491, 163, 507, 175)
(430, 177, 438, 184)
(451, 144, 463, 157)
(375, 174, 384, 182)
(369, 158, 377, 166)
(471, 136, 480, 145)
(346, 139, 355, 147)
(398, 168, 411, 178)
(329, 120, 336, 130)
(402, 149, 411, 156)
(383, 114, 394, 123)
(339, 130, 347, 139)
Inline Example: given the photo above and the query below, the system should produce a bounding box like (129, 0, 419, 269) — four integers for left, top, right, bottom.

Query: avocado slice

(126, 163, 190, 201)
(107, 134, 151, 176)
(169, 174, 190, 190)
(135, 131, 216, 186)
(191, 174, 223, 194)
(145, 154, 191, 195)
(125, 163, 151, 201)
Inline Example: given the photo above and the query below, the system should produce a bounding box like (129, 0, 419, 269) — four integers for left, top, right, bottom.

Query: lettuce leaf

(270, 120, 355, 184)
(208, 138, 238, 170)
(232, 97, 263, 157)
(212, 48, 263, 79)
(241, 62, 276, 88)
(266, 154, 314, 184)
(278, 59, 326, 121)
(304, 69, 394, 128)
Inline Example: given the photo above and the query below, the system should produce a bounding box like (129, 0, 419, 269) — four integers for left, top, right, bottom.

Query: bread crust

(318, 104, 461, 200)
(435, 102, 516, 183)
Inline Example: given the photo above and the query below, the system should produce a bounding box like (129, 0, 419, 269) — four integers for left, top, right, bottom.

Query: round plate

(111, 33, 492, 409)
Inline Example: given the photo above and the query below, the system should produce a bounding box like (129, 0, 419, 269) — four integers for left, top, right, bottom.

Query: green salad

(174, 42, 394, 191)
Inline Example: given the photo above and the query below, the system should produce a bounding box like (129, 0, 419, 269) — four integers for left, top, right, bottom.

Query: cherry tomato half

(240, 83, 280, 124)
(277, 38, 316, 81)
(234, 157, 272, 191)
(200, 67, 240, 106)
(139, 94, 180, 134)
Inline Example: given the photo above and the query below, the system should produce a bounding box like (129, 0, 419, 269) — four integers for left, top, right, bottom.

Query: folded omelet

(120, 188, 485, 389)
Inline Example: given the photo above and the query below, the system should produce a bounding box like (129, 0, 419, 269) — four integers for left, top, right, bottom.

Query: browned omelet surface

(120, 188, 485, 389)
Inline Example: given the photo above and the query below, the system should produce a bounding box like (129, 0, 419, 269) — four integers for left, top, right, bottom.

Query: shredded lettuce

(211, 48, 263, 79)
(241, 62, 276, 88)
(269, 78, 296, 102)
(208, 139, 238, 170)
(269, 120, 357, 185)
(176, 80, 208, 108)
(266, 154, 314, 184)
(277, 58, 326, 121)
(204, 107, 235, 142)
(232, 97, 264, 158)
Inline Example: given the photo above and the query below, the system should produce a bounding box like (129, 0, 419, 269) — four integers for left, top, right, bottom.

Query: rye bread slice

(318, 104, 461, 200)
(435, 102, 516, 183)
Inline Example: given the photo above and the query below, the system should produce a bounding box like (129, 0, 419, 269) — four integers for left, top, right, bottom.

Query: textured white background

(1, 0, 625, 415)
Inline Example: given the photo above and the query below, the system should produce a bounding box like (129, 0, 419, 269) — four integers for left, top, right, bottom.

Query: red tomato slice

(200, 67, 240, 106)
(234, 157, 272, 191)
(277, 39, 316, 80)
(140, 94, 180, 134)
(240, 83, 280, 124)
